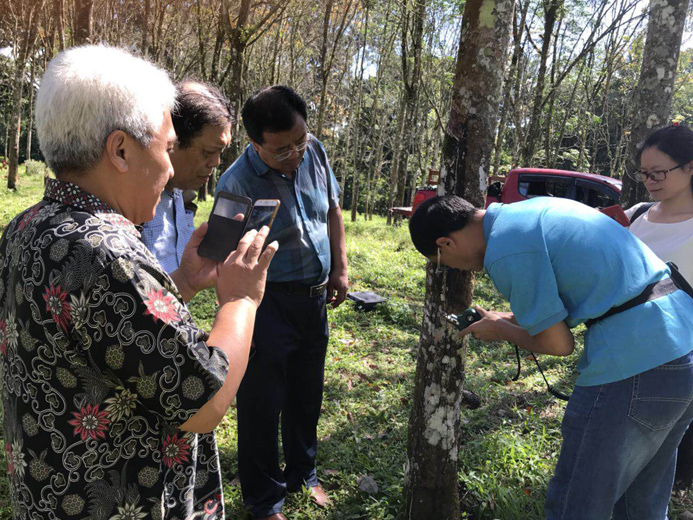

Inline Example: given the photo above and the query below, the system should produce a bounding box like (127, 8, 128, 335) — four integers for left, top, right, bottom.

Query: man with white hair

(0, 45, 277, 519)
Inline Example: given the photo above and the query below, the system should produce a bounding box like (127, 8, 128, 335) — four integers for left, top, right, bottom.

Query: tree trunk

(142, 0, 151, 57)
(8, 5, 39, 190)
(74, 0, 94, 45)
(25, 58, 36, 162)
(403, 0, 514, 517)
(386, 93, 407, 225)
(522, 0, 563, 165)
(316, 0, 335, 140)
(350, 3, 370, 223)
(492, 0, 529, 175)
(621, 0, 690, 207)
(54, 0, 66, 51)
(394, 0, 426, 224)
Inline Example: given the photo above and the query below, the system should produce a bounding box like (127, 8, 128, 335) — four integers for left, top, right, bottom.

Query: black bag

(347, 291, 386, 311)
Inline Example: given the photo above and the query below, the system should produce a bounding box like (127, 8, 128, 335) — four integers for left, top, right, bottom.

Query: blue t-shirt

(216, 135, 340, 284)
(483, 197, 693, 386)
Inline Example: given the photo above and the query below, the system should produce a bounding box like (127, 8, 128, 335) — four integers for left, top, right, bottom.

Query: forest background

(2, 0, 692, 212)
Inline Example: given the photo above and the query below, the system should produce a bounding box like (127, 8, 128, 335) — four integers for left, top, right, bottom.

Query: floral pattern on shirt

(0, 178, 229, 519)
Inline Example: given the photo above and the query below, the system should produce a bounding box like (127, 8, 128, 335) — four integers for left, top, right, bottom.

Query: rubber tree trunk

(521, 0, 563, 165)
(621, 0, 690, 208)
(403, 0, 514, 517)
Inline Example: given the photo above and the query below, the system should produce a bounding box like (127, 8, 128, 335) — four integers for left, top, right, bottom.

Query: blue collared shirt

(216, 135, 340, 284)
(141, 188, 195, 273)
(483, 197, 693, 386)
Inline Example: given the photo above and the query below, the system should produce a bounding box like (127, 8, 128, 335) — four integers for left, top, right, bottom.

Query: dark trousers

(236, 287, 329, 517)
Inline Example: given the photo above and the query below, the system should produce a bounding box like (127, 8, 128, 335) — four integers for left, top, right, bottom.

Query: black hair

(408, 195, 478, 256)
(637, 124, 693, 193)
(241, 85, 308, 144)
(172, 80, 233, 148)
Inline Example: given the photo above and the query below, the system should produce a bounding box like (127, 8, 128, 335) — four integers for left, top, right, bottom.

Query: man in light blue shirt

(142, 81, 232, 272)
(409, 195, 693, 520)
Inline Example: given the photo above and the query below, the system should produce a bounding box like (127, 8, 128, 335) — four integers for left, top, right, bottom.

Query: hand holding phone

(198, 193, 252, 262)
(198, 193, 280, 262)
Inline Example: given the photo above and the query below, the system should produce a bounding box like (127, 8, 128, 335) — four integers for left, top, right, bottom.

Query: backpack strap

(629, 202, 655, 224)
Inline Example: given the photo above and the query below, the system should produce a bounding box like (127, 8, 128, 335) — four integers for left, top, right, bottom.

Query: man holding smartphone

(142, 80, 232, 272)
(216, 86, 348, 520)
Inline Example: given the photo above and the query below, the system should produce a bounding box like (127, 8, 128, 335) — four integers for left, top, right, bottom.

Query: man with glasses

(142, 81, 232, 273)
(409, 194, 693, 519)
(216, 85, 348, 520)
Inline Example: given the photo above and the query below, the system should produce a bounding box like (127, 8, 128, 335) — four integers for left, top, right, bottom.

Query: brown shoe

(309, 484, 330, 508)
(256, 514, 287, 520)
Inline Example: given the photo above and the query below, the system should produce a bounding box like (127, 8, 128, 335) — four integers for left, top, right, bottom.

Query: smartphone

(245, 199, 281, 232)
(599, 204, 630, 227)
(198, 192, 252, 262)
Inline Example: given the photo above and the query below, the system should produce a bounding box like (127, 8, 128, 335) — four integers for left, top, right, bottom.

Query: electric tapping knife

(445, 308, 482, 330)
(445, 308, 570, 401)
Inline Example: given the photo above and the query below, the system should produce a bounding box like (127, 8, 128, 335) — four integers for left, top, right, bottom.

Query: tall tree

(621, 0, 690, 207)
(387, 0, 426, 225)
(74, 0, 94, 45)
(522, 0, 563, 165)
(7, 0, 42, 190)
(403, 0, 514, 517)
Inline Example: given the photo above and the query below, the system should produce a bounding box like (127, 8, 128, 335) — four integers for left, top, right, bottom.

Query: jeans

(236, 288, 329, 518)
(546, 350, 693, 520)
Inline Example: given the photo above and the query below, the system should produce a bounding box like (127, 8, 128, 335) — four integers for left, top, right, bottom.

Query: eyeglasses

(265, 135, 312, 162)
(628, 164, 685, 183)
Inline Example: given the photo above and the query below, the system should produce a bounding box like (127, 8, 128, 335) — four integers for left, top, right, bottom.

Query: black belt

(586, 262, 693, 328)
(266, 279, 328, 297)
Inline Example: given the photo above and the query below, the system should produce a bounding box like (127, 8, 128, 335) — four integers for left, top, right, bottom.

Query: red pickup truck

(392, 167, 622, 216)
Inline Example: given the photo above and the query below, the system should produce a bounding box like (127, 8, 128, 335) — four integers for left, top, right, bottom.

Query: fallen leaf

(357, 475, 379, 494)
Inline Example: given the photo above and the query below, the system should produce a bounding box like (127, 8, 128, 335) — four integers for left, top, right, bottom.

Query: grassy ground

(1, 166, 692, 519)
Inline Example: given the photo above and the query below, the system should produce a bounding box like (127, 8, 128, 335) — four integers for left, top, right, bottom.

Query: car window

(518, 175, 572, 199)
(574, 180, 619, 208)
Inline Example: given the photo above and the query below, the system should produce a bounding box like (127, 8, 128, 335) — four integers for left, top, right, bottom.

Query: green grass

(1, 168, 692, 519)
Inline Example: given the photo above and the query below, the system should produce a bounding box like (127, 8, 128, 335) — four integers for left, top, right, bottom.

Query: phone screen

(213, 197, 250, 221)
(246, 204, 278, 231)
(198, 193, 252, 262)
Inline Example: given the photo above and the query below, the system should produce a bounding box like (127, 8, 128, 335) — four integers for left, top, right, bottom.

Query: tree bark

(54, 0, 66, 51)
(621, 0, 690, 207)
(25, 58, 36, 161)
(493, 0, 529, 175)
(8, 3, 40, 190)
(522, 0, 563, 165)
(403, 0, 514, 517)
(74, 0, 94, 45)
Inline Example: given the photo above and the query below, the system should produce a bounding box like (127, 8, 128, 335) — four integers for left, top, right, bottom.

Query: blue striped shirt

(141, 188, 195, 273)
(216, 136, 340, 283)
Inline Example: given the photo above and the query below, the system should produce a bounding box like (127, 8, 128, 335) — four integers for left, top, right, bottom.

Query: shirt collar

(44, 177, 142, 238)
(247, 145, 271, 177)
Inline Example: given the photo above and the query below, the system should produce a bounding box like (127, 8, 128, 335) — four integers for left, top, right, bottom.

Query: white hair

(36, 45, 176, 176)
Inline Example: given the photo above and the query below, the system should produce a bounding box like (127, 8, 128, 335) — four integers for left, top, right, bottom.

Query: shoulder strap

(629, 202, 655, 224)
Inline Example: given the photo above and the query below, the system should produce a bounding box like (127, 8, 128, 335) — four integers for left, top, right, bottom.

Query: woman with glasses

(625, 123, 693, 489)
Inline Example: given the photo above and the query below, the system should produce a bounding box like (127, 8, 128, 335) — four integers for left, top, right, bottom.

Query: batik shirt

(0, 178, 229, 519)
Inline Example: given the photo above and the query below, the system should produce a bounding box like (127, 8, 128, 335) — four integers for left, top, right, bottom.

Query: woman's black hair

(637, 124, 693, 193)
(408, 195, 478, 256)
